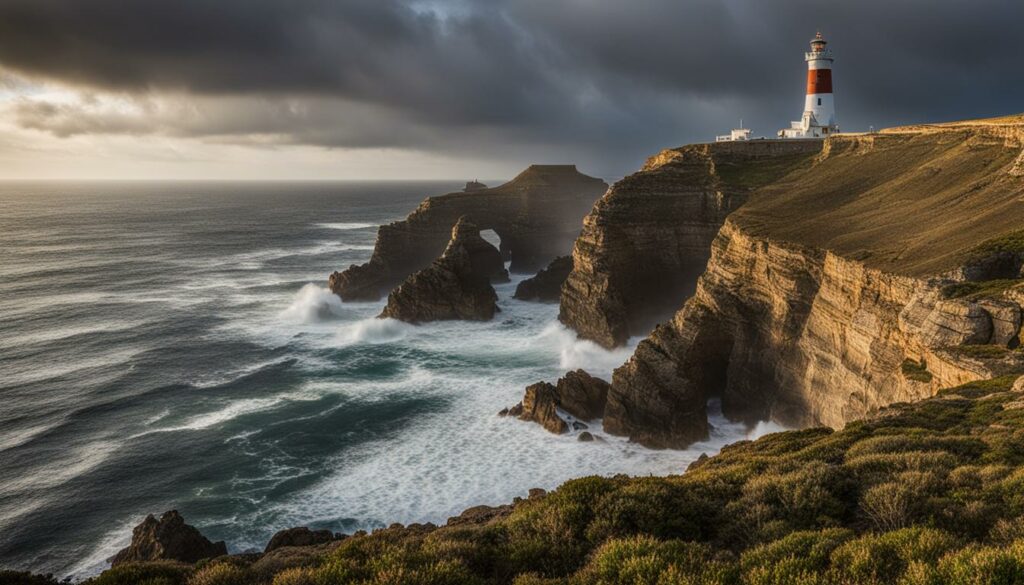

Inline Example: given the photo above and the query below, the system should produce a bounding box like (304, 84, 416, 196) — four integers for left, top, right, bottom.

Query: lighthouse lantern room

(779, 32, 838, 139)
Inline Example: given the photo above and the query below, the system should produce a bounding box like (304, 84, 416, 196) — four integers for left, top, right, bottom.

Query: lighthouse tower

(779, 32, 838, 139)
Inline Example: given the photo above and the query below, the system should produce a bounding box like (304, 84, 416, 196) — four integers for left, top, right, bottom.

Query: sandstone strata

(111, 511, 226, 566)
(379, 218, 503, 323)
(559, 140, 822, 348)
(514, 255, 573, 302)
(604, 122, 1024, 448)
(331, 166, 607, 301)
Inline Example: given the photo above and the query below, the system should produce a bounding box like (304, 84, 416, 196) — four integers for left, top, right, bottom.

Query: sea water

(0, 181, 782, 578)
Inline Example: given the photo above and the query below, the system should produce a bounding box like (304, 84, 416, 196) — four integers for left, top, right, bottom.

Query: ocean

(0, 181, 781, 578)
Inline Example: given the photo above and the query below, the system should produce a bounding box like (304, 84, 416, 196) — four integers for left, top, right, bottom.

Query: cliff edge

(559, 140, 822, 348)
(606, 116, 1024, 448)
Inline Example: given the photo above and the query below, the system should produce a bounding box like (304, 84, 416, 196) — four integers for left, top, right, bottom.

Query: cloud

(0, 0, 1021, 176)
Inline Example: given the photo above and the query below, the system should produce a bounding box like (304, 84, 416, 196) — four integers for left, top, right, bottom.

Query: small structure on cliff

(463, 180, 487, 192)
(779, 32, 838, 139)
(715, 123, 752, 143)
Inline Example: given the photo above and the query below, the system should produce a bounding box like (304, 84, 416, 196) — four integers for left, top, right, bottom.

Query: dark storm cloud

(1, 0, 1021, 175)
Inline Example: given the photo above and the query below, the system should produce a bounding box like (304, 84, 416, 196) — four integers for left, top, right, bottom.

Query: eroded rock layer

(559, 140, 823, 348)
(378, 218, 503, 323)
(330, 165, 607, 301)
(606, 120, 1024, 448)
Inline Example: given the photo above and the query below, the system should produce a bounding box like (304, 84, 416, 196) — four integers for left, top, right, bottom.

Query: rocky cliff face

(330, 165, 607, 301)
(513, 255, 573, 302)
(379, 218, 504, 323)
(605, 120, 1024, 448)
(111, 511, 227, 566)
(559, 140, 822, 348)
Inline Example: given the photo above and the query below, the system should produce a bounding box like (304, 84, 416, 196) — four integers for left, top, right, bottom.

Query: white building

(716, 123, 753, 142)
(779, 32, 838, 139)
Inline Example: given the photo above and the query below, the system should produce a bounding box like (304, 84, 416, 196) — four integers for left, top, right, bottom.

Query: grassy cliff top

(732, 115, 1024, 277)
(64, 375, 1024, 585)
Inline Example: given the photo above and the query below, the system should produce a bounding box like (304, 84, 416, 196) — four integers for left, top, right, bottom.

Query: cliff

(606, 118, 1024, 448)
(329, 165, 607, 301)
(559, 140, 822, 348)
(378, 218, 505, 323)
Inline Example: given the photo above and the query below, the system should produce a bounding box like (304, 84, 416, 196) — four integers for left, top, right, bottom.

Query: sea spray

(280, 284, 347, 324)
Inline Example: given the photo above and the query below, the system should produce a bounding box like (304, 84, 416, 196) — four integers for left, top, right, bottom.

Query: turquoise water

(0, 181, 781, 578)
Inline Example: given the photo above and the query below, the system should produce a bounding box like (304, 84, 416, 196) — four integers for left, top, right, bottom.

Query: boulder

(1014, 375, 1024, 393)
(578, 431, 595, 442)
(514, 256, 573, 301)
(110, 511, 226, 566)
(517, 382, 568, 434)
(556, 370, 610, 421)
(264, 527, 338, 553)
(379, 218, 501, 323)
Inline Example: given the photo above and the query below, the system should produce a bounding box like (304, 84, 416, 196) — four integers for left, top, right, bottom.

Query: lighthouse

(779, 32, 838, 139)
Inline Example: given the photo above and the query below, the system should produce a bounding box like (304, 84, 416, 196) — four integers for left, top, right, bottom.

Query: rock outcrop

(503, 370, 611, 434)
(559, 140, 823, 348)
(516, 382, 567, 434)
(110, 511, 226, 566)
(330, 165, 607, 301)
(514, 255, 573, 302)
(264, 527, 339, 553)
(604, 120, 1024, 448)
(379, 218, 504, 323)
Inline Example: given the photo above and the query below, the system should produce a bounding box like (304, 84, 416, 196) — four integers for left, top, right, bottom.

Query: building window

(818, 98, 822, 106)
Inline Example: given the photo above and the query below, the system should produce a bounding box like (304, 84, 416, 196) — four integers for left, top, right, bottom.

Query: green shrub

(934, 540, 1024, 584)
(828, 528, 960, 584)
(187, 563, 252, 585)
(576, 536, 736, 585)
(901, 359, 934, 383)
(740, 528, 853, 584)
(270, 567, 316, 585)
(84, 561, 192, 585)
(586, 478, 700, 543)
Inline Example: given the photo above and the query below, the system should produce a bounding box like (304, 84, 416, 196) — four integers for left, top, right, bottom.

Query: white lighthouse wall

(804, 93, 835, 127)
(807, 58, 832, 70)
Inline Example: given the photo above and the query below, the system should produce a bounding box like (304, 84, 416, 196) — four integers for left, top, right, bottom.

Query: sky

(0, 0, 1021, 181)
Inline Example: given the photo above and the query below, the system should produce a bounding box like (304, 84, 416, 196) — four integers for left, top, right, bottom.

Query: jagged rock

(978, 300, 1022, 347)
(559, 141, 823, 348)
(517, 382, 568, 434)
(556, 370, 610, 421)
(572, 421, 588, 431)
(1014, 376, 1024, 393)
(514, 256, 573, 301)
(504, 370, 611, 435)
(331, 165, 607, 301)
(110, 511, 226, 566)
(264, 527, 338, 553)
(379, 218, 501, 323)
(605, 122, 1024, 448)
(528, 488, 547, 499)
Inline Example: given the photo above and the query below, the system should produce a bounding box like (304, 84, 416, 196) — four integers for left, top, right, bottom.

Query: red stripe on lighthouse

(807, 69, 832, 94)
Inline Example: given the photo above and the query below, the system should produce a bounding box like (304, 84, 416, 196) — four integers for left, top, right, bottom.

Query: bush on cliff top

(80, 376, 1024, 585)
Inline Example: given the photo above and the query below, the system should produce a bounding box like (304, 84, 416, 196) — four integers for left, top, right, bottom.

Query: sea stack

(329, 165, 607, 301)
(379, 217, 506, 323)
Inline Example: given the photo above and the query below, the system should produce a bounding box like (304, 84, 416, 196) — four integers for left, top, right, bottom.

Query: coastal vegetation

(24, 375, 1023, 585)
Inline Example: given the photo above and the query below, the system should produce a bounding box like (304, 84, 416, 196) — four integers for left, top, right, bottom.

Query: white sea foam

(335, 317, 411, 345)
(279, 284, 347, 324)
(316, 222, 376, 230)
